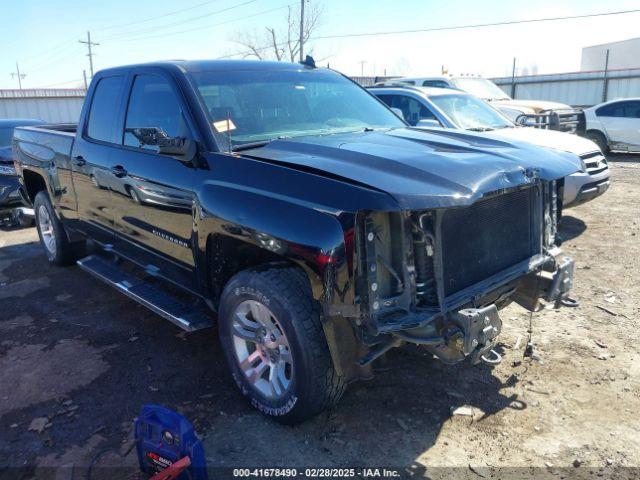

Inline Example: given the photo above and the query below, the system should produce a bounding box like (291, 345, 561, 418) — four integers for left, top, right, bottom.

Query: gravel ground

(0, 153, 638, 480)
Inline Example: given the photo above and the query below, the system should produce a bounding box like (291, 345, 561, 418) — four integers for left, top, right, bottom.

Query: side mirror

(126, 127, 197, 161)
(158, 137, 197, 161)
(390, 107, 405, 120)
(416, 119, 442, 128)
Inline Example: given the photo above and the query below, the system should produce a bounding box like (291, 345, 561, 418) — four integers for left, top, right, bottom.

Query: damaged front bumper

(361, 251, 575, 368)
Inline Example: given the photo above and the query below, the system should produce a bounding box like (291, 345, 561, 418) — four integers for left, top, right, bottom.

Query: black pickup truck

(14, 60, 578, 424)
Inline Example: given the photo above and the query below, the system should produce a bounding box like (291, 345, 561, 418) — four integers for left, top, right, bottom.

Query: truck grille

(440, 187, 540, 296)
(581, 151, 608, 176)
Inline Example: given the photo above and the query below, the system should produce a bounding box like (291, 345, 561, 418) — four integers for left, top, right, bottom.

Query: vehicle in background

(0, 118, 44, 225)
(370, 85, 609, 208)
(583, 98, 640, 153)
(381, 76, 584, 134)
(14, 60, 578, 424)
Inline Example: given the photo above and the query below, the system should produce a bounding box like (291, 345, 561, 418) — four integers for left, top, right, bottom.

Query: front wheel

(34, 191, 85, 266)
(586, 130, 609, 153)
(218, 265, 346, 424)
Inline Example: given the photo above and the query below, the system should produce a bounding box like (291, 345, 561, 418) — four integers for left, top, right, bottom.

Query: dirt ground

(0, 154, 638, 480)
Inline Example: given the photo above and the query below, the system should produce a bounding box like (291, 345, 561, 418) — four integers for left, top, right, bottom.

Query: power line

(105, 3, 292, 44)
(313, 8, 640, 40)
(20, 39, 78, 64)
(94, 0, 223, 32)
(26, 45, 82, 74)
(100, 0, 260, 42)
(35, 77, 84, 89)
(218, 7, 640, 60)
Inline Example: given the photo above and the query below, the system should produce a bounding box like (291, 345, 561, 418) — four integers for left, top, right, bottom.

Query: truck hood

(241, 127, 581, 209)
(480, 126, 600, 157)
(491, 99, 572, 113)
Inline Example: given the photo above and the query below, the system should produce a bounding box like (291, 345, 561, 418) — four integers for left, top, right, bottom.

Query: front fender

(194, 180, 356, 308)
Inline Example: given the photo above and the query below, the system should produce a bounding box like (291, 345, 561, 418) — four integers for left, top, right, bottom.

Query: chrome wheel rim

(232, 300, 293, 400)
(37, 205, 56, 254)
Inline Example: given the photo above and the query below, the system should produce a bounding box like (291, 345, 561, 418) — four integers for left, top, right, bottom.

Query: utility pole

(79, 31, 99, 78)
(10, 62, 26, 90)
(510, 57, 517, 98)
(299, 0, 305, 62)
(83, 70, 88, 90)
(358, 61, 367, 77)
(602, 49, 610, 102)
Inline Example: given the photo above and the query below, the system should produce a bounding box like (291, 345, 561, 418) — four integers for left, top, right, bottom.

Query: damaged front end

(355, 179, 574, 367)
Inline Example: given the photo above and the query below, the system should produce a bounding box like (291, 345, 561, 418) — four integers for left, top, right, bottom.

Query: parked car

(14, 60, 578, 424)
(370, 85, 609, 208)
(382, 76, 583, 133)
(0, 118, 44, 225)
(583, 98, 640, 153)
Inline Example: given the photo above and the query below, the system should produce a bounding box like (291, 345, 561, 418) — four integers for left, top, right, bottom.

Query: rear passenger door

(110, 71, 198, 285)
(72, 74, 127, 244)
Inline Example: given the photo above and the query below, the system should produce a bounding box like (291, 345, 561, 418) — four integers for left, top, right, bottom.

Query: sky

(2, 0, 640, 89)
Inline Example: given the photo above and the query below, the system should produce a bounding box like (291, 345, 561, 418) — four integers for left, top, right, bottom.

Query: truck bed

(13, 124, 76, 172)
(27, 123, 77, 135)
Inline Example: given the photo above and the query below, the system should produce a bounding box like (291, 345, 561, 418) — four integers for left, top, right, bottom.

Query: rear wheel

(127, 185, 141, 204)
(586, 130, 609, 153)
(218, 265, 346, 424)
(34, 191, 85, 266)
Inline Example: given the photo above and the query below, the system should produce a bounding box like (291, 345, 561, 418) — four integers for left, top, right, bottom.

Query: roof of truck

(97, 59, 314, 75)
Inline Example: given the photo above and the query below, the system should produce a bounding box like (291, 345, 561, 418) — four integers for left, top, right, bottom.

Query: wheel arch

(22, 168, 48, 203)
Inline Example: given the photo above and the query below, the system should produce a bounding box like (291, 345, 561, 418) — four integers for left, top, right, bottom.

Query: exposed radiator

(440, 187, 540, 296)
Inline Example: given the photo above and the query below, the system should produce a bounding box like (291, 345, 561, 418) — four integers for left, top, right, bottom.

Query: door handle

(73, 155, 86, 167)
(110, 165, 127, 177)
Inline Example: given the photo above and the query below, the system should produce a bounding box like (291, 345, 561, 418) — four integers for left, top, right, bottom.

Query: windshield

(451, 78, 510, 100)
(430, 94, 514, 130)
(189, 68, 405, 148)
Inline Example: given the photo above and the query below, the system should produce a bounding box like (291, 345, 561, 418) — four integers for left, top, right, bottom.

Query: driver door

(110, 72, 197, 285)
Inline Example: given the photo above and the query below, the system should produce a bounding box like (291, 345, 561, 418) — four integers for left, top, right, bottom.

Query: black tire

(218, 265, 346, 424)
(33, 191, 85, 266)
(586, 130, 609, 153)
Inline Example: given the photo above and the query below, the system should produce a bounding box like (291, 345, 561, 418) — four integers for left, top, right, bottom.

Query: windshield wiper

(232, 140, 273, 152)
(467, 127, 494, 132)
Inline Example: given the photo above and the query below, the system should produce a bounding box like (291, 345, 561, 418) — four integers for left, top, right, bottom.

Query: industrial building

(0, 88, 85, 123)
(581, 36, 640, 71)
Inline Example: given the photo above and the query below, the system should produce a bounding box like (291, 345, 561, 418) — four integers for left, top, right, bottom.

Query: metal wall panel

(493, 69, 640, 107)
(607, 77, 640, 100)
(0, 97, 84, 123)
(513, 80, 603, 107)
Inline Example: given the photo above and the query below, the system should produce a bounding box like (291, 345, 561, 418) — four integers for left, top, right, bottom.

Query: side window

(123, 74, 190, 151)
(86, 76, 125, 143)
(596, 102, 635, 118)
(422, 80, 449, 88)
(625, 101, 640, 118)
(379, 94, 436, 126)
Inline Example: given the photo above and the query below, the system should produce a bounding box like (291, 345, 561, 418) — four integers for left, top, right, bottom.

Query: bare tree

(232, 2, 324, 62)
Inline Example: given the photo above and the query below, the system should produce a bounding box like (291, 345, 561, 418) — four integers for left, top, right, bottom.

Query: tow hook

(479, 349, 502, 365)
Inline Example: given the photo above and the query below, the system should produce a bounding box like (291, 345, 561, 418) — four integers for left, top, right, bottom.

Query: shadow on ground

(558, 215, 587, 242)
(0, 232, 525, 477)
